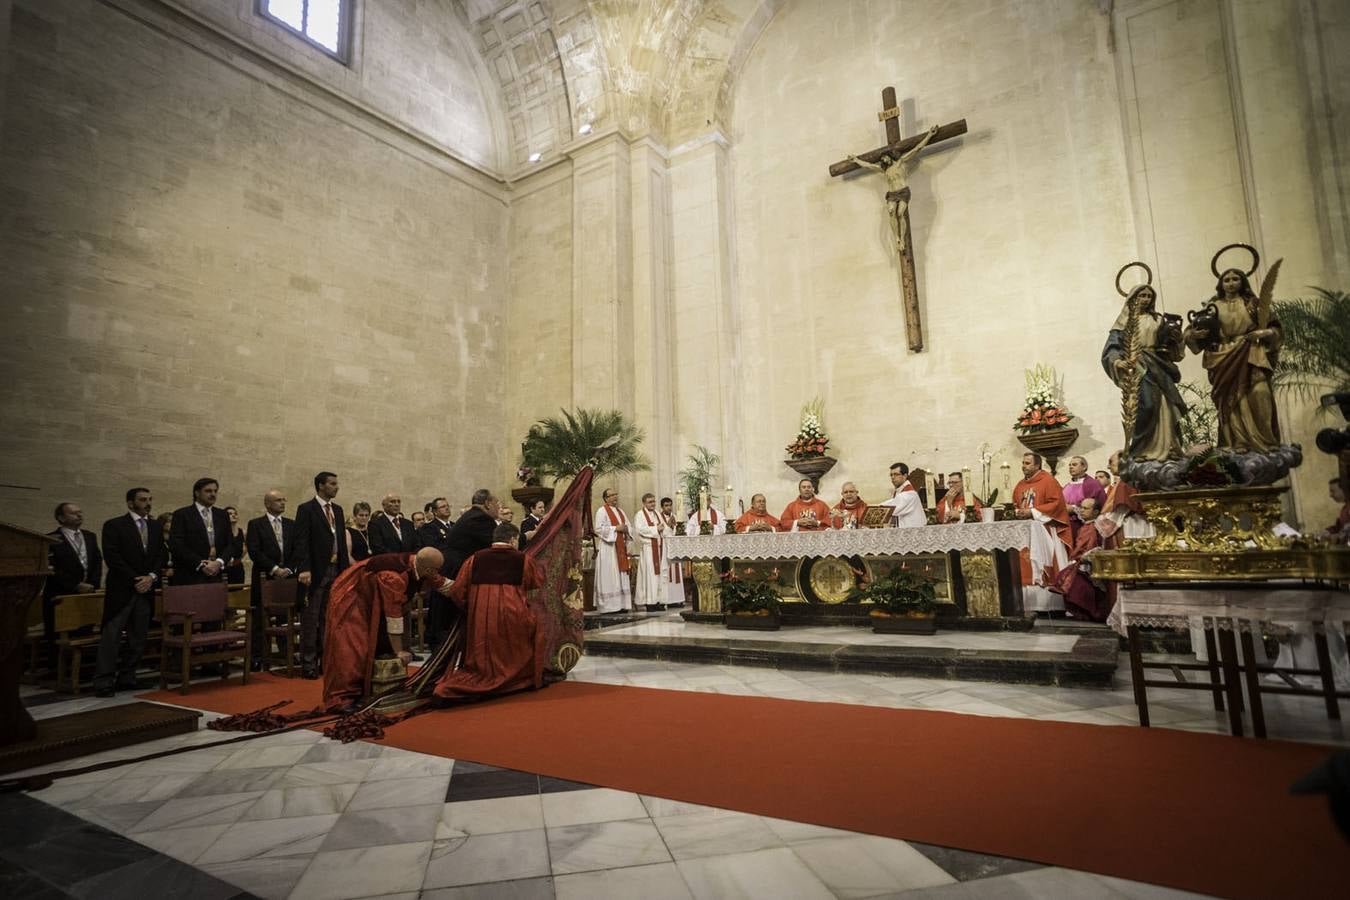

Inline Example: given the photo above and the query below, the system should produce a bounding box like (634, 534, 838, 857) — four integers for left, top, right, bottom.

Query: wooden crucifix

(829, 88, 966, 353)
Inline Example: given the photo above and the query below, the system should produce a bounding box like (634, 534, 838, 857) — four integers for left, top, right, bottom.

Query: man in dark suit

(416, 497, 455, 560)
(294, 471, 347, 678)
(245, 489, 296, 671)
(169, 477, 233, 585)
(94, 487, 164, 696)
(43, 501, 103, 648)
(370, 492, 418, 555)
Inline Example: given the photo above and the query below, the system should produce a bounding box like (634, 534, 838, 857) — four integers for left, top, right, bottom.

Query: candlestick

(962, 467, 972, 508)
(724, 485, 733, 517)
(698, 486, 709, 522)
(675, 488, 684, 519)
(926, 471, 936, 508)
(1000, 461, 1011, 493)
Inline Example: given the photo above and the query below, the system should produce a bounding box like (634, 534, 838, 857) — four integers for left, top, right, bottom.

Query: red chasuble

(830, 500, 869, 528)
(1012, 470, 1070, 586)
(935, 494, 981, 524)
(1333, 504, 1350, 537)
(735, 511, 781, 532)
(322, 553, 443, 711)
(433, 545, 546, 701)
(779, 498, 832, 531)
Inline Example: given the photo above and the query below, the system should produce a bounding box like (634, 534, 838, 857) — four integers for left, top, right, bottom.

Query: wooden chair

(159, 583, 251, 695)
(51, 592, 105, 694)
(260, 579, 301, 677)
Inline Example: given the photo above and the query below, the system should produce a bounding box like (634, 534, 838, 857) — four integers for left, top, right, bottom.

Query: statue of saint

(1102, 274, 1187, 460)
(848, 124, 940, 253)
(1182, 246, 1282, 453)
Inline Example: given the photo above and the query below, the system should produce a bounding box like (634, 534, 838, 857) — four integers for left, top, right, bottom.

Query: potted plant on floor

(849, 569, 938, 635)
(721, 567, 782, 631)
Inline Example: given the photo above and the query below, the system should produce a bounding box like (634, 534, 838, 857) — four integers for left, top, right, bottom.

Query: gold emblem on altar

(808, 557, 860, 604)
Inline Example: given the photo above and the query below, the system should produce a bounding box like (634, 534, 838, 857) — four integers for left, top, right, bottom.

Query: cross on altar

(829, 87, 967, 353)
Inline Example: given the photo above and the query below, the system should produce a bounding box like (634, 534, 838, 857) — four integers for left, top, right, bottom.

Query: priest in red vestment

(1012, 452, 1071, 611)
(1052, 498, 1110, 621)
(830, 482, 869, 528)
(936, 471, 981, 524)
(433, 523, 547, 703)
(322, 548, 449, 712)
(735, 493, 781, 533)
(780, 479, 832, 531)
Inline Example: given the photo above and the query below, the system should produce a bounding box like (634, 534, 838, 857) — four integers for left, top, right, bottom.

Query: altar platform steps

(583, 616, 1119, 688)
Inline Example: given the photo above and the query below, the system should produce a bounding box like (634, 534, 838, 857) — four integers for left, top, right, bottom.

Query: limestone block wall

(0, 0, 509, 531)
(726, 0, 1137, 511)
(171, 0, 503, 171)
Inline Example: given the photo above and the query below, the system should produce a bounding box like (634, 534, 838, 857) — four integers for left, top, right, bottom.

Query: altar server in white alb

(592, 488, 633, 613)
(633, 493, 668, 609)
(881, 462, 926, 528)
(660, 497, 686, 607)
(686, 497, 728, 536)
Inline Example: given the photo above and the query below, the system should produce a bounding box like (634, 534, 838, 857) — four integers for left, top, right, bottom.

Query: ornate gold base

(1092, 483, 1350, 581)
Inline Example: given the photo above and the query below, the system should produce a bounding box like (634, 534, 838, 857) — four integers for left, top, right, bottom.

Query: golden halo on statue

(1210, 242, 1260, 279)
(1114, 261, 1153, 298)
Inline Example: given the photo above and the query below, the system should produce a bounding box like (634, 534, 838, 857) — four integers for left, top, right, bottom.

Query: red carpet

(141, 674, 1347, 899)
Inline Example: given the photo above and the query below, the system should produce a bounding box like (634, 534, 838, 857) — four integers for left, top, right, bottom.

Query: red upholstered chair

(260, 578, 301, 677)
(159, 583, 251, 695)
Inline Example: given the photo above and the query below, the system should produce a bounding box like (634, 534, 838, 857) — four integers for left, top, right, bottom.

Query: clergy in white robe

(880, 463, 927, 528)
(633, 493, 668, 609)
(687, 505, 727, 536)
(592, 488, 632, 613)
(659, 498, 686, 606)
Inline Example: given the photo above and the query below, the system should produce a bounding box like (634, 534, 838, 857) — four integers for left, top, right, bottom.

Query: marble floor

(6, 629, 1346, 899)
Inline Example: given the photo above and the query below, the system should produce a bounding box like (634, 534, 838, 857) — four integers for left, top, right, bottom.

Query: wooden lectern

(0, 522, 56, 746)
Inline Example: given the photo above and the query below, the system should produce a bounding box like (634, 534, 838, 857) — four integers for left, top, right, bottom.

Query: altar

(663, 521, 1043, 620)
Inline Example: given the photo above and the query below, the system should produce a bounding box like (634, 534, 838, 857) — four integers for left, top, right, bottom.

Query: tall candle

(926, 471, 936, 508)
(962, 467, 973, 508)
(675, 488, 684, 519)
(698, 486, 709, 521)
(1000, 461, 1011, 493)
(724, 485, 733, 517)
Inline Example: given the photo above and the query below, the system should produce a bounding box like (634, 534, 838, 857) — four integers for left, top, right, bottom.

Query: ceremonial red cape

(433, 546, 546, 701)
(1052, 521, 1109, 621)
(779, 497, 832, 531)
(936, 495, 981, 524)
(322, 553, 443, 711)
(735, 511, 781, 532)
(1013, 470, 1070, 586)
(831, 500, 870, 527)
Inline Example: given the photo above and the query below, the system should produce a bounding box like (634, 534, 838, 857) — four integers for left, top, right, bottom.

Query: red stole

(641, 508, 661, 574)
(604, 504, 630, 573)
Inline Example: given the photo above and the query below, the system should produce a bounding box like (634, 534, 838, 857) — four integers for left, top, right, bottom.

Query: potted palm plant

(721, 567, 781, 631)
(520, 408, 651, 486)
(848, 570, 938, 634)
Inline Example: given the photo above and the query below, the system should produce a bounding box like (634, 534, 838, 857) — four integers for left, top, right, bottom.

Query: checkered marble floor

(8, 630, 1345, 899)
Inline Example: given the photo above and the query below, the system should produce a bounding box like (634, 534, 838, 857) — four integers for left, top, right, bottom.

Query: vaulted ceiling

(456, 0, 782, 169)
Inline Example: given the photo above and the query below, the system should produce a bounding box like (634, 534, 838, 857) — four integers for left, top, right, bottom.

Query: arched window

(258, 0, 352, 62)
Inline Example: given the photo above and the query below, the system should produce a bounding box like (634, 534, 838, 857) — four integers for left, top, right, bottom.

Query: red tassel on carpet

(207, 701, 327, 733)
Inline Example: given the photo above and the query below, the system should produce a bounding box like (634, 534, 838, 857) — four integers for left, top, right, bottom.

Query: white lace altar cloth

(1108, 585, 1350, 637)
(663, 521, 1040, 561)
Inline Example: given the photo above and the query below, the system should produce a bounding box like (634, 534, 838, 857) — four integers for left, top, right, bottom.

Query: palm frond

(1272, 287, 1350, 401)
(521, 408, 651, 482)
(678, 445, 721, 507)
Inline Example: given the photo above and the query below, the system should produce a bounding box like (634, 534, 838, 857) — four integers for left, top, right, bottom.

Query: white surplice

(686, 507, 726, 536)
(881, 484, 926, 529)
(633, 507, 667, 608)
(662, 513, 685, 606)
(593, 504, 632, 613)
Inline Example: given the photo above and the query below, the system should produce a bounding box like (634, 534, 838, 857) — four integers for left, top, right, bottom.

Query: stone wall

(0, 0, 509, 531)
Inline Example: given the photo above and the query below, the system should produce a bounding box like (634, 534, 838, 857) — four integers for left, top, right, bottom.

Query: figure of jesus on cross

(830, 87, 967, 353)
(847, 123, 940, 255)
